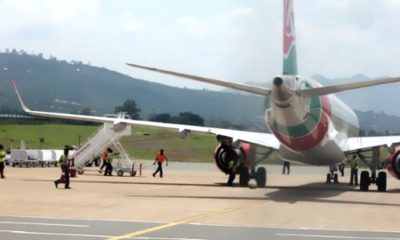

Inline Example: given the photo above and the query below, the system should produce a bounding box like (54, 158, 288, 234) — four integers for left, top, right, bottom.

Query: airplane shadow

(125, 182, 400, 207)
(263, 182, 400, 206)
(24, 178, 400, 207)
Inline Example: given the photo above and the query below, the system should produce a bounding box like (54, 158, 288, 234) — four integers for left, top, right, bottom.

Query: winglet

(11, 80, 31, 113)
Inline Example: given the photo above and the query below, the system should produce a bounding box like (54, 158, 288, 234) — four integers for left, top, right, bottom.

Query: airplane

(12, 0, 400, 192)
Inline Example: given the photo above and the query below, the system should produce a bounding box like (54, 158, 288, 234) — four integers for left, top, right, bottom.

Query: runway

(0, 162, 400, 239)
(0, 216, 399, 240)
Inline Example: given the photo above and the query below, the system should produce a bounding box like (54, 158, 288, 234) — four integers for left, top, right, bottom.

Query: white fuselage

(266, 76, 359, 165)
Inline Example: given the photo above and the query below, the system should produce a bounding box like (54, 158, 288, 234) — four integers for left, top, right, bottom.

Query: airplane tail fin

(283, 0, 298, 75)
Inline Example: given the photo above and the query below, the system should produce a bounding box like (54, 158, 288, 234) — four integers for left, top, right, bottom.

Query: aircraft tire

(333, 173, 339, 183)
(255, 167, 267, 187)
(377, 171, 387, 192)
(239, 165, 250, 187)
(326, 173, 331, 183)
(360, 171, 370, 191)
(77, 169, 84, 175)
(117, 169, 124, 177)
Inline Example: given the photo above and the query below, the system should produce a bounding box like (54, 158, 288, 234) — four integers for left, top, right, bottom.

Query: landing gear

(326, 165, 339, 184)
(377, 171, 387, 192)
(360, 171, 369, 191)
(239, 165, 250, 187)
(357, 147, 387, 192)
(239, 166, 267, 187)
(255, 167, 267, 187)
(214, 137, 272, 188)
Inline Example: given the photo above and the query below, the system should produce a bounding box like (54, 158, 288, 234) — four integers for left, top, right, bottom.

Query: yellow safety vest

(0, 150, 5, 163)
(107, 154, 113, 163)
(59, 154, 68, 166)
(350, 158, 358, 169)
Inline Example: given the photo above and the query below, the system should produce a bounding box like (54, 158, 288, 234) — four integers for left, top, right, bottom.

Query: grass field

(0, 123, 218, 162)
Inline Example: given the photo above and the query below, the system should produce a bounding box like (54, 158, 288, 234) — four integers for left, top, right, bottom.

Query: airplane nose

(273, 77, 283, 87)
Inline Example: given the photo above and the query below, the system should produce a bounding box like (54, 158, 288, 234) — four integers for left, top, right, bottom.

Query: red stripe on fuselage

(270, 95, 331, 151)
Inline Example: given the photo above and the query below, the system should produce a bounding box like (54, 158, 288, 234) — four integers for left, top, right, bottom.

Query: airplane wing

(12, 81, 280, 150)
(341, 136, 400, 153)
(126, 63, 400, 98)
(125, 63, 272, 96)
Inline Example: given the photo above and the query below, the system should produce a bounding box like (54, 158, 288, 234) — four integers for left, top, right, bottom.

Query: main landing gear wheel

(326, 173, 331, 183)
(360, 171, 370, 191)
(326, 173, 338, 183)
(255, 167, 267, 187)
(377, 171, 387, 192)
(239, 166, 250, 187)
(333, 173, 339, 184)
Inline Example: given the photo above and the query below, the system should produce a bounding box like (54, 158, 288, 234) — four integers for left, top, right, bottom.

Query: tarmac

(0, 161, 400, 239)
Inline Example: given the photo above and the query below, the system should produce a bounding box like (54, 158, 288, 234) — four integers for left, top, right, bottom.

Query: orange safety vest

(156, 152, 167, 164)
(101, 151, 108, 161)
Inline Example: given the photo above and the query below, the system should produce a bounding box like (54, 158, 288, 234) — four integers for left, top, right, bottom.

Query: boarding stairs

(72, 120, 140, 176)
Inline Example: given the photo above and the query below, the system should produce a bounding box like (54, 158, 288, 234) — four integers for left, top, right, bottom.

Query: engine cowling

(387, 146, 400, 179)
(213, 136, 253, 174)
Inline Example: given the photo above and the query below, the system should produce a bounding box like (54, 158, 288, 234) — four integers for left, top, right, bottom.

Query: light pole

(78, 135, 81, 148)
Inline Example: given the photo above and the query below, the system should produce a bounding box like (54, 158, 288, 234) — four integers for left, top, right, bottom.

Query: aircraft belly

(279, 138, 344, 165)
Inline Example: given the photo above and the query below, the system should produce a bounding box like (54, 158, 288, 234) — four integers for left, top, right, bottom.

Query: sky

(2, 0, 400, 90)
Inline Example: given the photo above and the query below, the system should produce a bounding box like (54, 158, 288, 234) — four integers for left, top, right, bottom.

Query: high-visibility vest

(156, 152, 167, 164)
(107, 154, 113, 163)
(59, 154, 68, 166)
(350, 158, 358, 169)
(228, 159, 240, 171)
(101, 151, 108, 161)
(0, 150, 5, 163)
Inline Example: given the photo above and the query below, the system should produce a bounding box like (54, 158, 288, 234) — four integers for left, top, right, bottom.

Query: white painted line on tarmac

(0, 214, 167, 224)
(190, 222, 400, 234)
(0, 229, 208, 240)
(0, 221, 89, 228)
(275, 233, 400, 240)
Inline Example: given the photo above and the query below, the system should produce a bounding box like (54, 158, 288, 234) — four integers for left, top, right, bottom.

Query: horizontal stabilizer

(299, 76, 400, 97)
(126, 63, 271, 96)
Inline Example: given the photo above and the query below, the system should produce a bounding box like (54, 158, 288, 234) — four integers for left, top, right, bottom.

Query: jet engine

(213, 136, 252, 174)
(387, 146, 400, 180)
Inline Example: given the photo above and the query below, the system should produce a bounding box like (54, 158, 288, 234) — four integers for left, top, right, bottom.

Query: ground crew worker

(153, 149, 168, 178)
(54, 145, 71, 189)
(98, 148, 112, 173)
(227, 158, 240, 186)
(0, 144, 6, 179)
(349, 155, 359, 185)
(104, 148, 114, 176)
(282, 161, 290, 175)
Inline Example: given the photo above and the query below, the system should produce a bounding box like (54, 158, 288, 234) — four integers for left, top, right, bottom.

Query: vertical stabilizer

(283, 0, 298, 75)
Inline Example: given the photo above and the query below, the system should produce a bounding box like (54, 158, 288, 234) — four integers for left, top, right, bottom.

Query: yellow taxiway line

(108, 203, 248, 240)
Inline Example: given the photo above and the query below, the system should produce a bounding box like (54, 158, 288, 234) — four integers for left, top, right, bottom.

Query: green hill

(0, 51, 265, 128)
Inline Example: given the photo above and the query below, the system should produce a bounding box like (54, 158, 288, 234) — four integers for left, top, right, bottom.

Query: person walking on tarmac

(104, 148, 114, 176)
(349, 155, 359, 185)
(98, 148, 112, 173)
(0, 144, 6, 179)
(153, 149, 168, 178)
(282, 161, 290, 175)
(54, 145, 71, 189)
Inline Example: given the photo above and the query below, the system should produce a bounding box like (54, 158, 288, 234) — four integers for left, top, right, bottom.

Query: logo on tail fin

(282, 0, 297, 75)
(283, 0, 295, 57)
